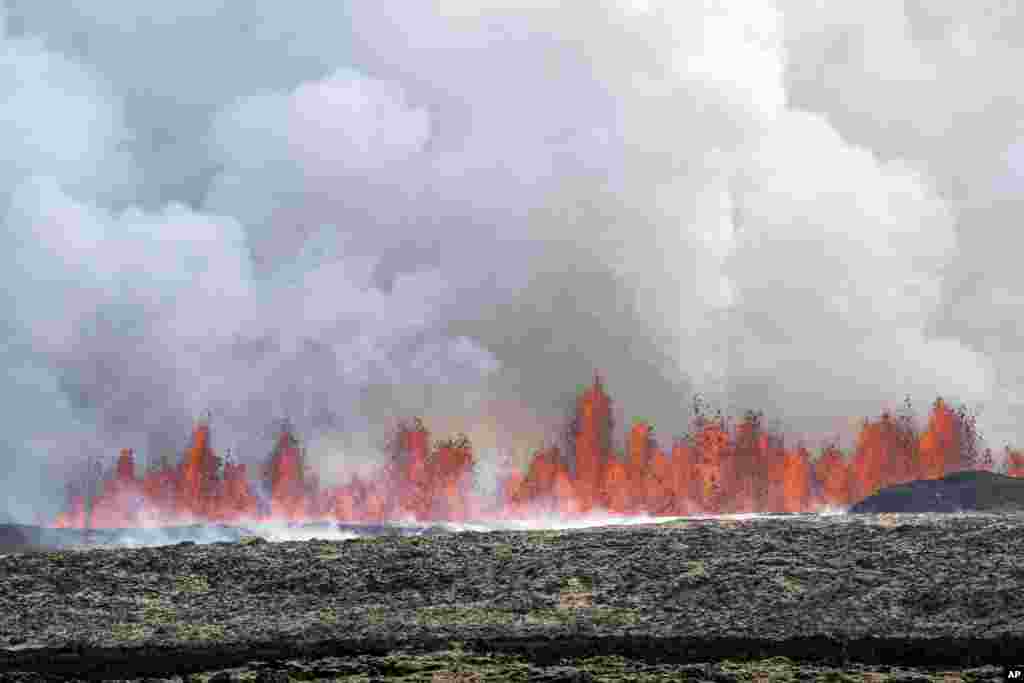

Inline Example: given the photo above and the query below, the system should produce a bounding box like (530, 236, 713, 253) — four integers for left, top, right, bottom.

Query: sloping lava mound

(1, 513, 1023, 680)
(850, 470, 1024, 513)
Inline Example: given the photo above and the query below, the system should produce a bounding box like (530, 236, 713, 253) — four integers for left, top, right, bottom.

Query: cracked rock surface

(1, 513, 1022, 680)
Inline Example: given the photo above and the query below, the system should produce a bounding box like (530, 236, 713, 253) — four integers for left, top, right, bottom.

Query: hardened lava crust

(0, 513, 1021, 681)
(850, 470, 1024, 513)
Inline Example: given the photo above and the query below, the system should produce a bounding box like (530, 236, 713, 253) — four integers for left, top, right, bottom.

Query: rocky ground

(1, 513, 1022, 681)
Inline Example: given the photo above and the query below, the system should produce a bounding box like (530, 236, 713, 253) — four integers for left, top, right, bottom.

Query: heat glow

(53, 377, 1024, 529)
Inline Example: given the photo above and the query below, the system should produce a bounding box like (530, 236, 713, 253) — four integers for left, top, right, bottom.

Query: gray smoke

(1, 2, 1020, 523)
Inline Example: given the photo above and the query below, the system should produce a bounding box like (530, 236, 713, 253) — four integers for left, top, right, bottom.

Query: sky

(1, 2, 1021, 522)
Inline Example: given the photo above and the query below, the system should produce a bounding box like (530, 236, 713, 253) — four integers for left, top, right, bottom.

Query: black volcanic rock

(850, 470, 1024, 513)
(1, 514, 1023, 679)
(0, 524, 86, 554)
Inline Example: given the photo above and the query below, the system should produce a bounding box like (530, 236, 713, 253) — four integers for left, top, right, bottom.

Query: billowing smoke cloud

(778, 0, 1024, 447)
(1, 2, 1019, 522)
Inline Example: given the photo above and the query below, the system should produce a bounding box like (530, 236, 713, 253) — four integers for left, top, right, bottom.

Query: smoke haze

(2, 2, 1020, 522)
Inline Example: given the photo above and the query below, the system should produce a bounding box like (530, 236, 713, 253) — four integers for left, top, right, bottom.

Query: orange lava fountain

(53, 376, 1018, 529)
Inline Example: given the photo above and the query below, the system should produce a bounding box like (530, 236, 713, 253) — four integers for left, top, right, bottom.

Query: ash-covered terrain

(1, 513, 1022, 682)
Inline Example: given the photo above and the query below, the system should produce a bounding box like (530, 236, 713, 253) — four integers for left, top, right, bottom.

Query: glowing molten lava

(53, 377, 1018, 529)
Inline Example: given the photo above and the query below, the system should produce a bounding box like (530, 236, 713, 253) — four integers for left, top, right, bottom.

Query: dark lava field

(1, 512, 1022, 682)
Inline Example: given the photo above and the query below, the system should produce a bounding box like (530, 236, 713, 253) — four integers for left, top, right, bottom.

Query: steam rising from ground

(1, 2, 1021, 523)
(36, 513, 854, 551)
